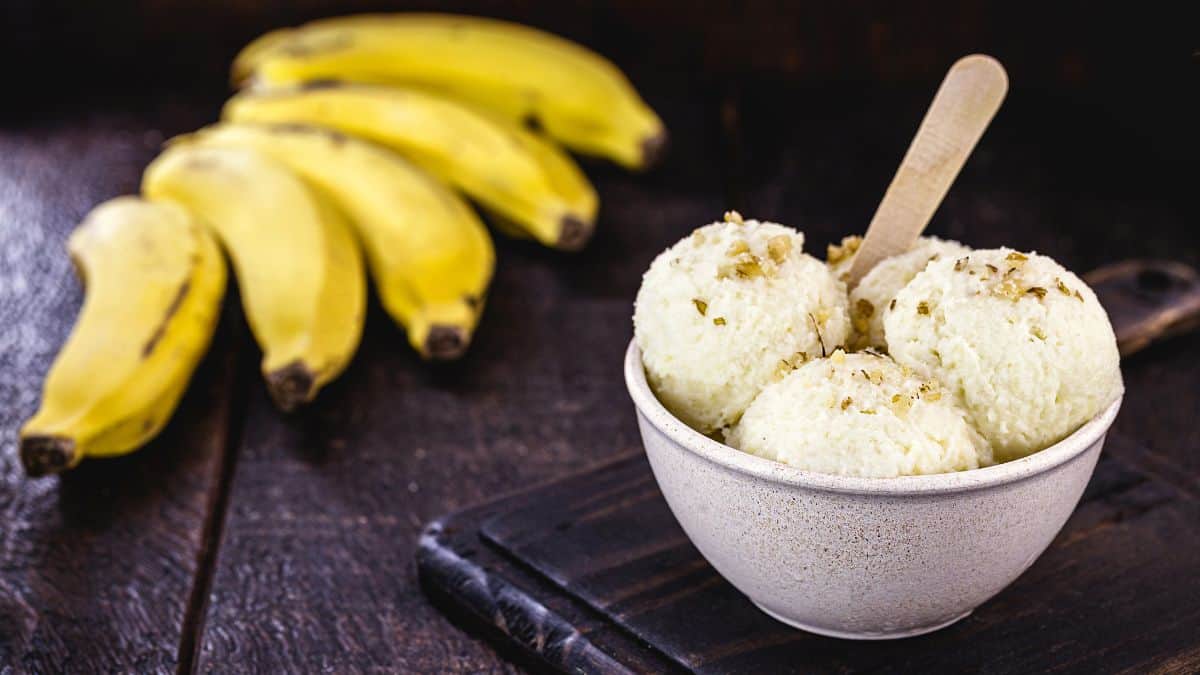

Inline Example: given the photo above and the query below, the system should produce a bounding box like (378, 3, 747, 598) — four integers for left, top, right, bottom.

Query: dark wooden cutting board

(417, 260, 1200, 673)
(418, 443, 1200, 674)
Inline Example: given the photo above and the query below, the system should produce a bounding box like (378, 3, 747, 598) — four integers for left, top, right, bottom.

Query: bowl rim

(624, 339, 1122, 496)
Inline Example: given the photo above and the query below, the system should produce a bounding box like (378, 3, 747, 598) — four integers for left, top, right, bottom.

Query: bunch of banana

(172, 123, 495, 359)
(22, 13, 664, 473)
(143, 144, 366, 412)
(231, 14, 667, 170)
(223, 84, 598, 250)
(20, 197, 226, 476)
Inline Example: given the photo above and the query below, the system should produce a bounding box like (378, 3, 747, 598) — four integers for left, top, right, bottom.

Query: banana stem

(265, 361, 318, 412)
(20, 435, 79, 477)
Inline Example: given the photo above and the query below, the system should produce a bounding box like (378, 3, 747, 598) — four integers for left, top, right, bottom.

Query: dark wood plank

(0, 104, 241, 673)
(193, 71, 730, 672)
(416, 437, 1200, 674)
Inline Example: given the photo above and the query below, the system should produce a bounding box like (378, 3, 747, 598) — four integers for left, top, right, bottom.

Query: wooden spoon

(845, 54, 1009, 287)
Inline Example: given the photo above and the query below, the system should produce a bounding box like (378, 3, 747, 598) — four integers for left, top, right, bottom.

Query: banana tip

(557, 215, 594, 252)
(266, 361, 317, 412)
(640, 129, 669, 170)
(425, 326, 470, 361)
(20, 435, 77, 477)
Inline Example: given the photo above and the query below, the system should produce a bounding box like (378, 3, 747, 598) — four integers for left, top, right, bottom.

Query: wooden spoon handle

(846, 55, 1009, 286)
(1086, 260, 1200, 358)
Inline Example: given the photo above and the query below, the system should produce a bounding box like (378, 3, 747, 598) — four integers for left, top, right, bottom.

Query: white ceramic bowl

(624, 341, 1122, 639)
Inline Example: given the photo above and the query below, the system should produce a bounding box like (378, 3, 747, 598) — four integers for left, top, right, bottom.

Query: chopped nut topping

(860, 408, 877, 415)
(766, 235, 792, 264)
(826, 236, 862, 265)
(851, 298, 874, 334)
(1056, 278, 1072, 296)
(691, 230, 706, 246)
(889, 393, 912, 415)
(723, 210, 744, 224)
(925, 391, 942, 401)
(954, 257, 969, 272)
(776, 351, 809, 376)
(692, 298, 707, 316)
(889, 298, 897, 311)
(1004, 266, 1017, 278)
(985, 263, 999, 275)
(1032, 326, 1047, 340)
(1006, 251, 1029, 263)
(867, 370, 884, 385)
(1074, 290, 1084, 302)
(855, 299, 875, 319)
(841, 397, 853, 410)
(995, 277, 1023, 301)
(917, 301, 931, 316)
(726, 240, 750, 256)
(734, 258, 764, 278)
(830, 349, 846, 364)
(713, 317, 726, 326)
(1026, 286, 1047, 299)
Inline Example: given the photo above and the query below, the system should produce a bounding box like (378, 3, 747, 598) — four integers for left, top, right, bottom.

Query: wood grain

(1084, 260, 1200, 358)
(0, 105, 240, 674)
(419, 441, 1200, 674)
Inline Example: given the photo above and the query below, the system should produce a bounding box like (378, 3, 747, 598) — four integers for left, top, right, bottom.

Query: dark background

(1, 2, 1196, 673)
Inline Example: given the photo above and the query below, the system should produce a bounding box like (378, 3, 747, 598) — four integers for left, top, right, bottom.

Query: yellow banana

(223, 84, 598, 251)
(19, 197, 226, 475)
(231, 14, 666, 170)
(174, 122, 494, 359)
(142, 145, 365, 411)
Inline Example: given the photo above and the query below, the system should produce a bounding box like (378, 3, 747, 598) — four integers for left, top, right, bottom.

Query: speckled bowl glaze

(625, 341, 1122, 639)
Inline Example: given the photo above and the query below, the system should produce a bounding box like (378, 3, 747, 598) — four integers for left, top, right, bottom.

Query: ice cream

(632, 214, 1122, 477)
(727, 350, 991, 477)
(885, 248, 1123, 462)
(827, 235, 971, 350)
(633, 213, 850, 434)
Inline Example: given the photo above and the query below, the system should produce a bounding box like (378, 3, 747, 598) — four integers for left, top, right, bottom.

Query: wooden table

(1, 8, 1197, 673)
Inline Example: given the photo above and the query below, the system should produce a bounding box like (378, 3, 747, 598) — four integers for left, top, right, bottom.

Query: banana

(19, 197, 226, 476)
(222, 84, 598, 251)
(142, 145, 366, 411)
(231, 14, 666, 170)
(174, 122, 494, 359)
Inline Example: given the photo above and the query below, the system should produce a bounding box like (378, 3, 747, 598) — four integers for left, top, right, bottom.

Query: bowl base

(752, 602, 972, 640)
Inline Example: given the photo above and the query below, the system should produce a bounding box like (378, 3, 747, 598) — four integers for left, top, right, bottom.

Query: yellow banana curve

(174, 122, 495, 359)
(222, 83, 598, 251)
(142, 144, 366, 411)
(19, 196, 226, 475)
(231, 13, 667, 170)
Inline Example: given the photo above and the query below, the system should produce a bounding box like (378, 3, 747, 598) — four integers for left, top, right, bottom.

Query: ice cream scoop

(633, 213, 849, 434)
(886, 248, 1123, 461)
(728, 349, 991, 477)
